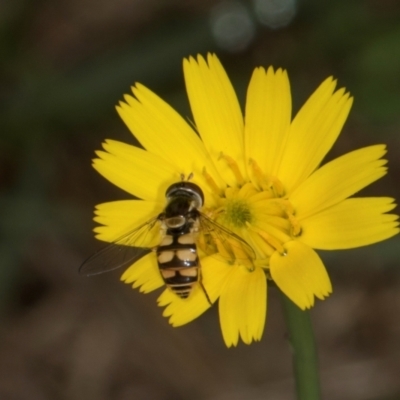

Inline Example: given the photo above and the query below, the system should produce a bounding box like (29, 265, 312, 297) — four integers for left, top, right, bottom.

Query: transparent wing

(197, 212, 256, 261)
(79, 216, 160, 276)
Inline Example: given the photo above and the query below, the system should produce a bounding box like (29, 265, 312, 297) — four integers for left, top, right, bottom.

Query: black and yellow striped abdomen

(156, 233, 200, 299)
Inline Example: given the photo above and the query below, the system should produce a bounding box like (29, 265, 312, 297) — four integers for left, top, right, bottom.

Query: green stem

(280, 292, 321, 400)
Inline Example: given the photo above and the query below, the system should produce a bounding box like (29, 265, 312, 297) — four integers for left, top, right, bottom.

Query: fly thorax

(165, 215, 186, 230)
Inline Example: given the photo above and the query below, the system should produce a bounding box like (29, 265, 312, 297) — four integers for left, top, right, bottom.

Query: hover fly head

(165, 181, 204, 208)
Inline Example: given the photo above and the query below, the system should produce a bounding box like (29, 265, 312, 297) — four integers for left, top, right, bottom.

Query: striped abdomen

(156, 233, 200, 299)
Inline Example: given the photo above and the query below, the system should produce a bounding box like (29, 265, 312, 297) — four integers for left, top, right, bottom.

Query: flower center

(203, 156, 302, 267)
(222, 198, 253, 228)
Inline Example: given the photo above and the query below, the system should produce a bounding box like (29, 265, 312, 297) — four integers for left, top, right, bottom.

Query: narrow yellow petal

(157, 288, 175, 308)
(184, 54, 246, 186)
(245, 267, 267, 342)
(291, 145, 388, 219)
(299, 197, 399, 249)
(93, 140, 179, 200)
(219, 266, 267, 347)
(93, 199, 164, 243)
(158, 284, 210, 325)
(278, 78, 353, 192)
(121, 252, 164, 293)
(116, 84, 225, 191)
(158, 256, 231, 326)
(270, 241, 332, 310)
(245, 67, 291, 176)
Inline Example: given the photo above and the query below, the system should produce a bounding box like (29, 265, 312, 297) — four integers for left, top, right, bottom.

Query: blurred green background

(0, 0, 399, 399)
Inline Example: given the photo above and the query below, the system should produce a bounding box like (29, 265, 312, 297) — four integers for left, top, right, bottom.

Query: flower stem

(280, 292, 321, 400)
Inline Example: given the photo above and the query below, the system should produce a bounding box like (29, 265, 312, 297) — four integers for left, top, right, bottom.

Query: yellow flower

(92, 53, 399, 347)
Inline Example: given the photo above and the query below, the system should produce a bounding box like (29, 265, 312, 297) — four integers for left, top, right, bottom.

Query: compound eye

(165, 216, 186, 229)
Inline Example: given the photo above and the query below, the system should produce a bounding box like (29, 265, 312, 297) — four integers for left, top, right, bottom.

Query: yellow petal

(159, 284, 210, 326)
(299, 197, 399, 249)
(116, 84, 225, 192)
(290, 145, 388, 219)
(219, 266, 267, 347)
(245, 66, 291, 176)
(183, 54, 246, 186)
(93, 140, 179, 200)
(158, 256, 231, 326)
(278, 77, 353, 192)
(121, 252, 164, 293)
(270, 241, 332, 310)
(93, 199, 164, 243)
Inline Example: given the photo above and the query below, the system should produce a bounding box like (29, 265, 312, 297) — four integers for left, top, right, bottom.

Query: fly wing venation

(79, 216, 160, 276)
(197, 212, 256, 261)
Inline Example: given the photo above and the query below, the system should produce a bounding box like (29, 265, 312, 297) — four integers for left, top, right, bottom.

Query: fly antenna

(179, 173, 194, 181)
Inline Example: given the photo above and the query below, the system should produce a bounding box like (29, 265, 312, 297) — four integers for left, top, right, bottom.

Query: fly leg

(199, 280, 212, 306)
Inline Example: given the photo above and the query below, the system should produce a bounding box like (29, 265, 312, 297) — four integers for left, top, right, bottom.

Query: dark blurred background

(0, 0, 400, 399)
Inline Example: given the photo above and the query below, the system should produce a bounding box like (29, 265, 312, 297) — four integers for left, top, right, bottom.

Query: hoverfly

(79, 179, 255, 303)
